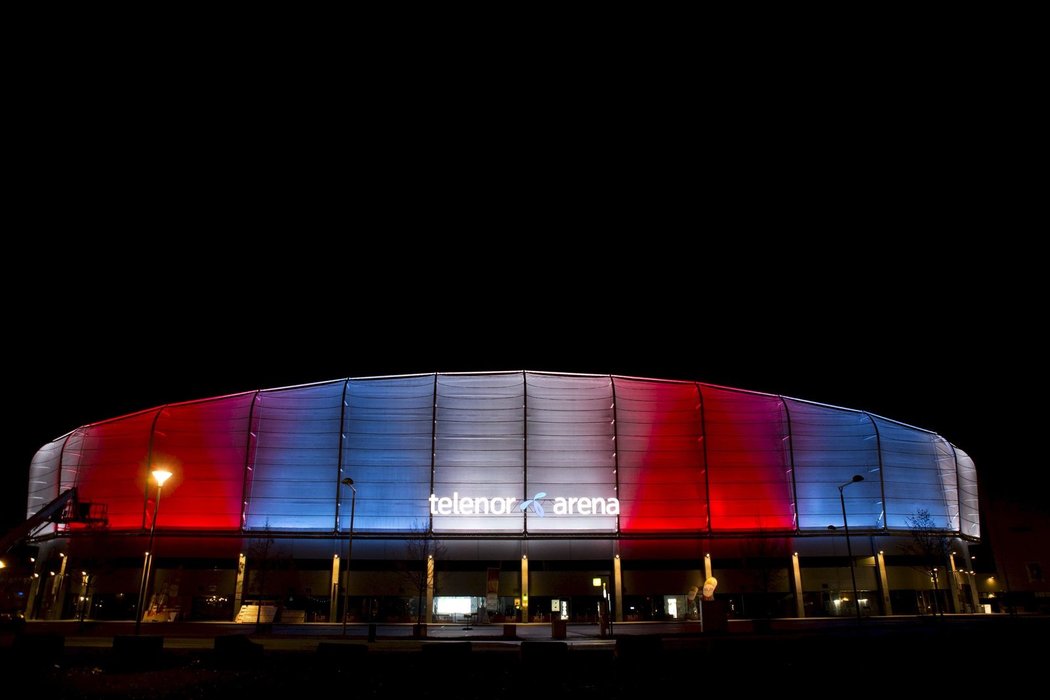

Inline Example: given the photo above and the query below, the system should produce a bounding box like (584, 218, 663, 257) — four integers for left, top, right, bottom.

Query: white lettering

(438, 497, 453, 515)
(491, 497, 516, 514)
(429, 494, 619, 517)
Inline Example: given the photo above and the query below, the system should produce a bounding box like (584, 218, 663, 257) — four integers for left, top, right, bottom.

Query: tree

(904, 509, 952, 616)
(246, 521, 278, 631)
(740, 537, 789, 619)
(399, 522, 446, 627)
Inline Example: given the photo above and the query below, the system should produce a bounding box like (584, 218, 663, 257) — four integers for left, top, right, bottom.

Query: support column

(26, 557, 43, 620)
(329, 554, 340, 623)
(613, 554, 623, 622)
(232, 552, 247, 620)
(944, 554, 961, 608)
(963, 545, 980, 612)
(426, 555, 435, 624)
(521, 555, 529, 623)
(949, 553, 965, 613)
(51, 553, 68, 620)
(79, 571, 90, 620)
(791, 552, 805, 618)
(876, 550, 892, 615)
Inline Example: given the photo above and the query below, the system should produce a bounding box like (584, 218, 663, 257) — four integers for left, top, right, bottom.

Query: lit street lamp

(341, 477, 356, 637)
(838, 474, 864, 621)
(135, 468, 172, 634)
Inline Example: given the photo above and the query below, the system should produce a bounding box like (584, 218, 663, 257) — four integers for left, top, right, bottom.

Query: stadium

(7, 371, 980, 625)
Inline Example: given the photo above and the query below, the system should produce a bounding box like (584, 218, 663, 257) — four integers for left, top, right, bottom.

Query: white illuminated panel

(956, 447, 979, 538)
(526, 373, 616, 533)
(432, 373, 524, 533)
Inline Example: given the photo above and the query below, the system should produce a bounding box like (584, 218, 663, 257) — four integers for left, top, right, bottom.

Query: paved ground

(2, 615, 1046, 697)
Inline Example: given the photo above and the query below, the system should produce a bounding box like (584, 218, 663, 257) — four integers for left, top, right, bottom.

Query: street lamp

(340, 477, 356, 637)
(135, 468, 172, 634)
(838, 474, 864, 621)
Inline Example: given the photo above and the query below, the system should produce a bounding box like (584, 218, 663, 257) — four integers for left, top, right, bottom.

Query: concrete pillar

(791, 552, 805, 618)
(949, 553, 968, 613)
(613, 554, 623, 622)
(876, 550, 893, 615)
(329, 554, 340, 623)
(79, 571, 90, 620)
(521, 555, 529, 623)
(426, 555, 435, 624)
(963, 545, 980, 612)
(51, 552, 68, 619)
(943, 555, 958, 613)
(232, 552, 246, 620)
(26, 557, 42, 620)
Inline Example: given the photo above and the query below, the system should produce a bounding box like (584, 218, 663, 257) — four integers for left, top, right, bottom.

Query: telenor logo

(429, 492, 620, 517)
(519, 492, 547, 516)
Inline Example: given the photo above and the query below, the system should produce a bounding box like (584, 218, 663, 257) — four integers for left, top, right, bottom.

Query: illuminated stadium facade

(17, 372, 981, 623)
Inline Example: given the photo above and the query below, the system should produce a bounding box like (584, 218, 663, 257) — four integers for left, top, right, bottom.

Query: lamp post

(135, 468, 172, 634)
(341, 477, 356, 637)
(838, 474, 864, 621)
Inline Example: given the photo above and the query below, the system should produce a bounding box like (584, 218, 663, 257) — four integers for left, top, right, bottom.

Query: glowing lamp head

(152, 469, 173, 487)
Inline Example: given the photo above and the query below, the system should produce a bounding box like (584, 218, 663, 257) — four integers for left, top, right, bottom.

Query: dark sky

(2, 270, 1039, 534)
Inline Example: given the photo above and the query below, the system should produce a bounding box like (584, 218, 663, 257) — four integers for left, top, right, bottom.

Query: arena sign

(429, 491, 620, 517)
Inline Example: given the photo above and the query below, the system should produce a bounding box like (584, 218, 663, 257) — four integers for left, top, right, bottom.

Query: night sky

(2, 274, 1038, 534)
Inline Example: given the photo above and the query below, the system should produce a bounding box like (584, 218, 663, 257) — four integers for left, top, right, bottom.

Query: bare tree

(740, 537, 788, 619)
(398, 522, 446, 627)
(246, 522, 277, 631)
(904, 509, 951, 616)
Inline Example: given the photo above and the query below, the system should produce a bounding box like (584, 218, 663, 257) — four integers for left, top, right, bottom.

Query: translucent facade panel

(526, 373, 616, 533)
(62, 409, 160, 530)
(342, 375, 434, 532)
(936, 437, 960, 532)
(786, 400, 883, 530)
(150, 394, 253, 530)
(955, 447, 980, 538)
(614, 378, 705, 532)
(246, 381, 343, 530)
(26, 437, 63, 534)
(702, 386, 794, 530)
(874, 417, 953, 529)
(433, 373, 524, 533)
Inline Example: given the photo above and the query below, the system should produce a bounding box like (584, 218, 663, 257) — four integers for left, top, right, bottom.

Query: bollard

(551, 618, 567, 640)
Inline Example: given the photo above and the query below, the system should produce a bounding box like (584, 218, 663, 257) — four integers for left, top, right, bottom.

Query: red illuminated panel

(62, 409, 160, 531)
(148, 394, 254, 530)
(702, 385, 794, 531)
(615, 378, 706, 532)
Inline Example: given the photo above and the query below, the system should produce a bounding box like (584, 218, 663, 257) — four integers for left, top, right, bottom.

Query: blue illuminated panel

(875, 417, 954, 529)
(787, 400, 882, 530)
(246, 382, 343, 530)
(342, 375, 433, 532)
